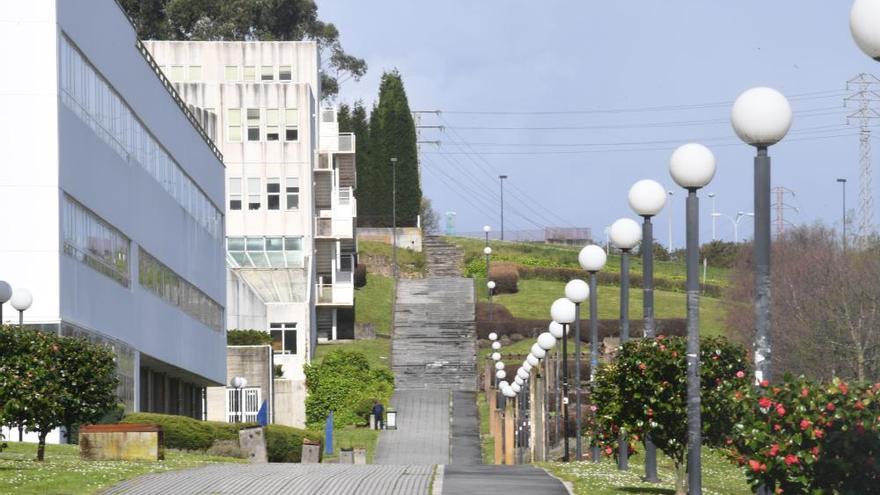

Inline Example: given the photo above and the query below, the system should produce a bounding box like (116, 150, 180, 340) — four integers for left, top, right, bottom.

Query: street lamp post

(712, 211, 754, 242)
(708, 193, 717, 241)
(837, 179, 847, 252)
(851, 0, 880, 62)
(0, 281, 12, 324)
(10, 288, 33, 328)
(667, 191, 675, 252)
(669, 142, 717, 495)
(609, 217, 642, 471)
(564, 280, 589, 461)
(550, 297, 575, 464)
(578, 244, 606, 463)
(230, 376, 248, 423)
(390, 158, 398, 279)
(731, 87, 792, 388)
(499, 176, 508, 240)
(628, 179, 668, 483)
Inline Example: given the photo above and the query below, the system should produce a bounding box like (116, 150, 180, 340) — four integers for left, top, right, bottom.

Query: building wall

(273, 378, 307, 428)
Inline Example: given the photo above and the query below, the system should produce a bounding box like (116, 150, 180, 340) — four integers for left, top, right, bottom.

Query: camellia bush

(303, 350, 393, 428)
(729, 376, 880, 494)
(0, 325, 118, 461)
(591, 335, 752, 495)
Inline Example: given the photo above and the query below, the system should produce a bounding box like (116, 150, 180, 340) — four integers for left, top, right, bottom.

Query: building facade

(144, 41, 357, 427)
(0, 0, 228, 440)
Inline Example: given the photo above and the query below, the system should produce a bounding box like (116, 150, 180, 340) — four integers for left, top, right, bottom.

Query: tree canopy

(119, 0, 366, 99)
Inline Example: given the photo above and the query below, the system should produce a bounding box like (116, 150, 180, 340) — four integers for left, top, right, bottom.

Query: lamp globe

(495, 361, 505, 371)
(496, 369, 507, 380)
(526, 354, 540, 367)
(483, 246, 492, 255)
(537, 332, 557, 351)
(550, 298, 576, 324)
(491, 352, 501, 361)
(669, 143, 717, 189)
(610, 218, 642, 250)
(517, 368, 529, 380)
(565, 279, 589, 304)
(514, 376, 525, 386)
(549, 321, 565, 339)
(488, 332, 498, 341)
(0, 281, 12, 304)
(522, 361, 533, 372)
(511, 382, 522, 393)
(578, 244, 607, 272)
(10, 289, 33, 312)
(731, 88, 792, 147)
(530, 344, 547, 359)
(484, 225, 492, 233)
(487, 281, 496, 290)
(852, 0, 880, 60)
(628, 179, 667, 217)
(492, 341, 501, 350)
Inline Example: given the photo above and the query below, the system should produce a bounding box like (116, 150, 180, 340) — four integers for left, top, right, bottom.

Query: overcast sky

(318, 0, 878, 246)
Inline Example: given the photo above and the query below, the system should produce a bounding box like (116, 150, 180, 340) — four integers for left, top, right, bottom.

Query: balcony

(319, 132, 356, 154)
(315, 263, 354, 306)
(314, 187, 356, 238)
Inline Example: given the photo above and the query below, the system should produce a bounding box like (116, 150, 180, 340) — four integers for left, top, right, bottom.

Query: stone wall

(357, 227, 423, 252)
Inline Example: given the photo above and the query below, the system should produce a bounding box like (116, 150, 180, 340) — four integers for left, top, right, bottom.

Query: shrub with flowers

(591, 335, 752, 495)
(729, 375, 880, 494)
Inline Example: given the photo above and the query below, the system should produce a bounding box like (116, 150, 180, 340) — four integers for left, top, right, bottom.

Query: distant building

(0, 0, 228, 441)
(144, 41, 358, 427)
(544, 227, 592, 246)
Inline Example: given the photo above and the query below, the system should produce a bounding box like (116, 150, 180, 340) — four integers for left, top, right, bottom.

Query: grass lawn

(476, 392, 494, 463)
(313, 338, 391, 370)
(448, 237, 730, 287)
(358, 240, 426, 276)
(323, 427, 380, 464)
(0, 441, 242, 495)
(541, 449, 750, 495)
(489, 279, 726, 336)
(355, 274, 395, 337)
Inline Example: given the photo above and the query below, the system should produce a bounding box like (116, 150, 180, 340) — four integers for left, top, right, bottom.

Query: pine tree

(364, 71, 422, 227)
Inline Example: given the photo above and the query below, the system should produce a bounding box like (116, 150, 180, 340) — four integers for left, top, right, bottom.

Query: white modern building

(144, 40, 357, 427)
(0, 0, 228, 438)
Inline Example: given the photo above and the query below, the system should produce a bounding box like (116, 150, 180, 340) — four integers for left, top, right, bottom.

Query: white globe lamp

(526, 354, 540, 367)
(530, 344, 547, 359)
(496, 369, 507, 380)
(484, 225, 492, 233)
(483, 246, 492, 255)
(731, 88, 792, 148)
(488, 332, 498, 341)
(550, 298, 576, 324)
(491, 341, 501, 350)
(537, 332, 556, 351)
(565, 279, 589, 304)
(578, 244, 606, 272)
(495, 361, 505, 371)
(514, 376, 524, 386)
(670, 143, 716, 190)
(629, 179, 667, 217)
(511, 382, 522, 393)
(549, 321, 564, 339)
(852, 0, 880, 60)
(517, 368, 529, 380)
(610, 218, 642, 251)
(491, 352, 501, 361)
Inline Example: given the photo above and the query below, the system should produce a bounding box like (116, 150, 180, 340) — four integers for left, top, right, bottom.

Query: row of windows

(164, 65, 295, 83)
(227, 236, 304, 269)
(270, 323, 297, 355)
(62, 195, 131, 287)
(229, 177, 300, 211)
(60, 35, 223, 239)
(138, 248, 224, 332)
(228, 108, 299, 143)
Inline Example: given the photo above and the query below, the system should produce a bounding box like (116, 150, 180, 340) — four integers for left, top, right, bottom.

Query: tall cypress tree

(365, 71, 421, 227)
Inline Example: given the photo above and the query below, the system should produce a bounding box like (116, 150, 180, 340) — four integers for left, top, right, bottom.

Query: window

(270, 323, 297, 354)
(62, 195, 131, 287)
(261, 66, 274, 81)
(139, 248, 223, 332)
(267, 178, 280, 210)
(224, 66, 239, 81)
(228, 109, 241, 142)
(279, 66, 292, 81)
(266, 109, 279, 141)
(229, 178, 242, 210)
(246, 109, 260, 141)
(285, 109, 299, 141)
(226, 387, 261, 422)
(169, 65, 184, 81)
(226, 236, 304, 268)
(286, 177, 300, 210)
(243, 66, 256, 81)
(188, 65, 202, 81)
(248, 178, 261, 210)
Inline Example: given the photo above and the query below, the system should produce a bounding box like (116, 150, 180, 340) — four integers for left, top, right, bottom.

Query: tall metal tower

(771, 186, 798, 239)
(845, 74, 880, 244)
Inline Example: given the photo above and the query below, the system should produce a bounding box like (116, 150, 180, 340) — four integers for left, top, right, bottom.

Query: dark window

(230, 199, 241, 210)
(267, 180, 280, 210)
(285, 128, 298, 141)
(270, 323, 297, 354)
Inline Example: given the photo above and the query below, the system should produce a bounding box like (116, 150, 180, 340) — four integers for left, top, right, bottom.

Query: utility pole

(771, 187, 798, 239)
(499, 175, 508, 241)
(845, 74, 880, 246)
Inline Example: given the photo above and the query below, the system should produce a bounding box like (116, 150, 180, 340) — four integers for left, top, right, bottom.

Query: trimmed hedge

(122, 413, 322, 462)
(475, 302, 686, 341)
(227, 329, 272, 346)
(488, 263, 519, 294)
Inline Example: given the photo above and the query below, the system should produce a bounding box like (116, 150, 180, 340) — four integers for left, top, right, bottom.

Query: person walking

(372, 400, 385, 430)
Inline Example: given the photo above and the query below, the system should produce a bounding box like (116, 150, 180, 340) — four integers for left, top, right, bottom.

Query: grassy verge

(358, 240, 426, 276)
(476, 392, 494, 463)
(0, 441, 242, 495)
(323, 427, 380, 463)
(491, 279, 726, 336)
(355, 274, 394, 337)
(313, 338, 391, 371)
(541, 449, 750, 495)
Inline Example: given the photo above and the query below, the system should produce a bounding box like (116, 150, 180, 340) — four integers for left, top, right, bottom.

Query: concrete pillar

(504, 403, 514, 465)
(531, 369, 545, 462)
(493, 409, 503, 465)
(487, 389, 497, 435)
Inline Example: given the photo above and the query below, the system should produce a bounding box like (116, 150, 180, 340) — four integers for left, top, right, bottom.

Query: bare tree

(725, 224, 880, 381)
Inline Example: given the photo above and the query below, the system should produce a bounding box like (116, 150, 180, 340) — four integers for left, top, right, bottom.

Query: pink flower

(590, 405, 597, 412)
(736, 371, 745, 379)
(776, 405, 786, 416)
(760, 380, 770, 387)
(749, 459, 762, 472)
(826, 402, 836, 412)
(838, 382, 848, 395)
(801, 387, 810, 398)
(769, 444, 780, 456)
(638, 363, 647, 371)
(800, 419, 812, 431)
(773, 424, 782, 431)
(784, 454, 799, 466)
(759, 397, 772, 409)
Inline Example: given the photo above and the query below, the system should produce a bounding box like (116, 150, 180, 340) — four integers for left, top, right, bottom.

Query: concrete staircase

(391, 238, 476, 390)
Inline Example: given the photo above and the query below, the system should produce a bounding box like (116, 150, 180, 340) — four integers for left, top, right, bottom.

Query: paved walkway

(442, 465, 569, 495)
(374, 390, 450, 465)
(101, 464, 434, 495)
(450, 391, 481, 465)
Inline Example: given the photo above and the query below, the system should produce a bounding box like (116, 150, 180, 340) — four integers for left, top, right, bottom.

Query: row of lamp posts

(0, 281, 33, 327)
